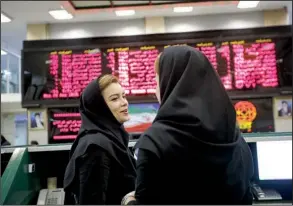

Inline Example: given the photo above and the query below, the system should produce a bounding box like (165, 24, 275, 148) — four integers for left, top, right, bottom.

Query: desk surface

(253, 200, 292, 205)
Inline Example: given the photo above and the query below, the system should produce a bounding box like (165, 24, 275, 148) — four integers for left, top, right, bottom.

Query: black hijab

(64, 76, 136, 191)
(135, 45, 241, 157)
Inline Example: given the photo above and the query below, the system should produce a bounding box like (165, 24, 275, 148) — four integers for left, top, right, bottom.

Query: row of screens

(45, 98, 275, 143)
(22, 37, 292, 105)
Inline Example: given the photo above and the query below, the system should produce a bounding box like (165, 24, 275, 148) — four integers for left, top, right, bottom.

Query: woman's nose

(121, 98, 128, 106)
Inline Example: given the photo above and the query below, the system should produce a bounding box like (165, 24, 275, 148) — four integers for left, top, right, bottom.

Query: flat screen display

(48, 108, 80, 143)
(48, 103, 160, 143)
(22, 27, 292, 107)
(257, 140, 292, 180)
(48, 97, 275, 143)
(232, 98, 275, 133)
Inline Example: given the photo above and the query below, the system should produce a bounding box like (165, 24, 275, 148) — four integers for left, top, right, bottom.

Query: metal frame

(1, 133, 292, 154)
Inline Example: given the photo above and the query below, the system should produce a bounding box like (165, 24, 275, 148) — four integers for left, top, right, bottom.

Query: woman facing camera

(123, 46, 254, 205)
(64, 74, 136, 205)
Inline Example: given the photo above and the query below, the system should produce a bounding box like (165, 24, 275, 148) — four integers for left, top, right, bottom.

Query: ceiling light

(1, 13, 12, 23)
(49, 9, 73, 20)
(237, 1, 259, 9)
(173, 7, 193, 13)
(115, 10, 135, 16)
(1, 50, 7, 55)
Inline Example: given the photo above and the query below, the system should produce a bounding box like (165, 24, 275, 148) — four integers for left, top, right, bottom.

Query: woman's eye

(111, 98, 118, 101)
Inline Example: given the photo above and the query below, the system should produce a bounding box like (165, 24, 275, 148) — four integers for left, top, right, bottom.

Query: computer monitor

(256, 140, 292, 181)
(124, 103, 159, 133)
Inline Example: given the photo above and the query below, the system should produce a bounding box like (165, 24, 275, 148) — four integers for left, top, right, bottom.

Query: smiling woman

(99, 74, 130, 124)
(63, 74, 136, 205)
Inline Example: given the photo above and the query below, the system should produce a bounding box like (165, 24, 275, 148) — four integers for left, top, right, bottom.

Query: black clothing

(134, 46, 254, 204)
(63, 77, 136, 205)
(1, 135, 11, 146)
(75, 146, 135, 204)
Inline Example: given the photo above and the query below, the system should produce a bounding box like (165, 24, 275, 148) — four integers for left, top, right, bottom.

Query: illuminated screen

(257, 140, 292, 180)
(48, 108, 81, 143)
(48, 97, 274, 142)
(22, 34, 292, 106)
(23, 49, 102, 100)
(232, 98, 274, 133)
(48, 103, 159, 142)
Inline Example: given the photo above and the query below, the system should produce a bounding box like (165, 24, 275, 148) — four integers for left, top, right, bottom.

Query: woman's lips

(121, 109, 128, 114)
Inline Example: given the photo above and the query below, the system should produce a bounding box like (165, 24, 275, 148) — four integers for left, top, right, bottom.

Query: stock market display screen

(48, 98, 274, 143)
(22, 26, 292, 107)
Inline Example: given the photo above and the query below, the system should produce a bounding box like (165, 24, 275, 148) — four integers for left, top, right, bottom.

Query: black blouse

(68, 146, 135, 205)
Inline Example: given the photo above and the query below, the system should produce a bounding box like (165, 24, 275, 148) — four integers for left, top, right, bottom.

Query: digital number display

(104, 46, 158, 95)
(231, 40, 278, 89)
(48, 108, 81, 142)
(22, 37, 291, 104)
(43, 50, 102, 99)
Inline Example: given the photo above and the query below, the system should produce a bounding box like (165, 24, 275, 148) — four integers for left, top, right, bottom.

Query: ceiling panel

(112, 1, 149, 6)
(71, 1, 111, 8)
(152, 1, 182, 4)
(71, 0, 185, 8)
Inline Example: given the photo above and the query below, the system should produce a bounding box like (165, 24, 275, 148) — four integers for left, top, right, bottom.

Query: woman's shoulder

(74, 133, 111, 156)
(78, 132, 112, 148)
(77, 144, 111, 167)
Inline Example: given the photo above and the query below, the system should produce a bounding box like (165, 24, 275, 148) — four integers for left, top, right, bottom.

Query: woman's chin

(120, 115, 130, 123)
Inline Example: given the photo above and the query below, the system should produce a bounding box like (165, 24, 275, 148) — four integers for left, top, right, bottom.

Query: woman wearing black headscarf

(63, 74, 136, 205)
(123, 46, 254, 205)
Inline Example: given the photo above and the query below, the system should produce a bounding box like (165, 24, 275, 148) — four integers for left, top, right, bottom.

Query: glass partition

(1, 49, 20, 93)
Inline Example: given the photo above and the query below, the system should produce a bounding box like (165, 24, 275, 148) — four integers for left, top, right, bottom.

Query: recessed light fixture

(49, 9, 73, 20)
(173, 7, 193, 13)
(237, 1, 259, 9)
(1, 13, 12, 23)
(1, 50, 7, 55)
(115, 10, 135, 16)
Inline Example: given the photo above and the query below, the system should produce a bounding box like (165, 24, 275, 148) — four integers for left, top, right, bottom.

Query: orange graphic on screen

(234, 101, 257, 132)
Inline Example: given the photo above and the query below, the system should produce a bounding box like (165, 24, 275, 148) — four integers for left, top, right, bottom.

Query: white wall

(49, 12, 265, 39)
(165, 12, 264, 33)
(49, 18, 145, 39)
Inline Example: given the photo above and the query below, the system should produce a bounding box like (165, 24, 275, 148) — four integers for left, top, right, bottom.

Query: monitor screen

(232, 98, 274, 133)
(257, 140, 292, 180)
(22, 26, 292, 107)
(124, 103, 159, 133)
(48, 108, 80, 143)
(23, 40, 287, 100)
(48, 103, 160, 143)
